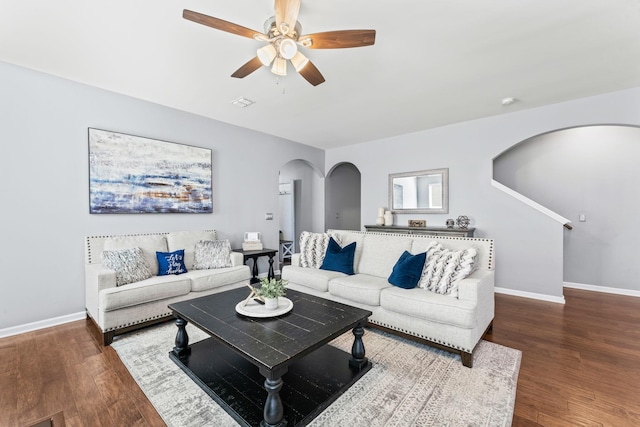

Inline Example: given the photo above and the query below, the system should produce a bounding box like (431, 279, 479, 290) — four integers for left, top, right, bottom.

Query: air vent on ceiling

(231, 97, 255, 108)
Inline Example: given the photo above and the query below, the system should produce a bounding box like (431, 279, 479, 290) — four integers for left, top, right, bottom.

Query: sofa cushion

(100, 275, 191, 311)
(320, 237, 356, 275)
(281, 265, 346, 292)
(419, 247, 477, 297)
(357, 234, 413, 278)
(186, 266, 251, 292)
(388, 251, 427, 289)
(101, 247, 153, 286)
(380, 287, 477, 329)
(299, 231, 340, 268)
(193, 240, 232, 269)
(167, 230, 216, 270)
(103, 234, 168, 276)
(328, 274, 392, 306)
(156, 249, 188, 276)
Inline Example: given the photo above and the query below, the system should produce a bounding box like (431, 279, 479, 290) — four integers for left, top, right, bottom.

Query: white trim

(491, 179, 571, 226)
(564, 281, 640, 298)
(495, 287, 566, 304)
(0, 311, 86, 339)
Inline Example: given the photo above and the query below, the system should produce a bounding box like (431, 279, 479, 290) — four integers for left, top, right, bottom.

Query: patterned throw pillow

(102, 247, 153, 287)
(418, 246, 477, 298)
(193, 240, 232, 270)
(156, 249, 188, 276)
(299, 231, 340, 268)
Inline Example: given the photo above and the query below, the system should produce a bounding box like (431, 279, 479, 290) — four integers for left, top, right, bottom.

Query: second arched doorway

(325, 162, 362, 231)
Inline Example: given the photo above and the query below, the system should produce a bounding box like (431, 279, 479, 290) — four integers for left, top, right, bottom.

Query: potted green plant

(257, 278, 287, 310)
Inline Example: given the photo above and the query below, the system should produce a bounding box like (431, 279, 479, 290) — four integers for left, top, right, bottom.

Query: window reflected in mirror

(389, 168, 448, 213)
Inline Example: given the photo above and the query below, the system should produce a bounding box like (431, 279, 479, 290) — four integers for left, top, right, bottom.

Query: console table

(364, 224, 475, 237)
(234, 248, 277, 283)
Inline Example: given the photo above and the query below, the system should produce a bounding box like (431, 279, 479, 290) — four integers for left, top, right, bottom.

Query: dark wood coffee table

(168, 288, 372, 427)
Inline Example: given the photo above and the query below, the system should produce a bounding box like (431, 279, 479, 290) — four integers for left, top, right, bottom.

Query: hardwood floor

(486, 288, 640, 426)
(1, 287, 639, 426)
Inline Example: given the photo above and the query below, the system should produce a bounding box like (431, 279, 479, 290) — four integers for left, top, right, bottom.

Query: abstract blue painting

(89, 128, 212, 214)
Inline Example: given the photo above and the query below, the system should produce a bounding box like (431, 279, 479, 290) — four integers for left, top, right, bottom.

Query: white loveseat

(85, 230, 250, 345)
(281, 229, 495, 367)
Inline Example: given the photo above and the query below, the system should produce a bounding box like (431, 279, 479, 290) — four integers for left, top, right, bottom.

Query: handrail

(491, 180, 571, 227)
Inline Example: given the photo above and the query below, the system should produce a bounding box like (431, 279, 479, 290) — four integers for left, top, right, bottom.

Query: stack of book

(242, 240, 263, 251)
(242, 231, 263, 251)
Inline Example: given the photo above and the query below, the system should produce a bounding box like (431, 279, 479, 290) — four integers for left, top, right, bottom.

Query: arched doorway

(279, 159, 325, 255)
(493, 125, 640, 293)
(325, 162, 361, 231)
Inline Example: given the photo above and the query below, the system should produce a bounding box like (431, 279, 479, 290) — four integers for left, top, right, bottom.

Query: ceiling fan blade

(300, 30, 376, 49)
(297, 60, 325, 86)
(231, 57, 263, 78)
(275, 0, 301, 33)
(183, 9, 264, 40)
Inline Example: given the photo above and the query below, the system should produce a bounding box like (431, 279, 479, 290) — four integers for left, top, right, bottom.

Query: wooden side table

(234, 248, 278, 283)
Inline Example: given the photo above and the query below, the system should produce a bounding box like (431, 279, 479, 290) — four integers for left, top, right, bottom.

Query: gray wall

(493, 125, 640, 292)
(326, 87, 640, 300)
(3, 57, 640, 330)
(0, 61, 324, 330)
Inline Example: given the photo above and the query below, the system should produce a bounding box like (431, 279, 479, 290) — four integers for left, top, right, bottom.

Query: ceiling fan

(183, 0, 376, 86)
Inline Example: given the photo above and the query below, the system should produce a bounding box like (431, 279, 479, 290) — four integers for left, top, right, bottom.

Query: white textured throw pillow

(102, 247, 153, 287)
(419, 246, 477, 298)
(193, 240, 232, 269)
(299, 231, 340, 268)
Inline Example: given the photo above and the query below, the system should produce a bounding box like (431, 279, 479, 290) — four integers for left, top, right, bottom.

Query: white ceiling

(2, 1, 640, 149)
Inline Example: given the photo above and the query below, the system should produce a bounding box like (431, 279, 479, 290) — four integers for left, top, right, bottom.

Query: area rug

(111, 322, 521, 426)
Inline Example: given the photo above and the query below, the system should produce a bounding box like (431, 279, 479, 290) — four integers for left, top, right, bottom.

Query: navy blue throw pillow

(156, 249, 188, 276)
(388, 251, 427, 289)
(320, 237, 356, 275)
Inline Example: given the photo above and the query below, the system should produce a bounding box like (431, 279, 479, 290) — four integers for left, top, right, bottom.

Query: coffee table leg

(349, 324, 368, 370)
(172, 317, 191, 358)
(261, 376, 287, 427)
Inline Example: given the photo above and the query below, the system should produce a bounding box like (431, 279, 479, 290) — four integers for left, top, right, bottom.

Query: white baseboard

(564, 281, 640, 298)
(0, 311, 86, 339)
(495, 287, 566, 304)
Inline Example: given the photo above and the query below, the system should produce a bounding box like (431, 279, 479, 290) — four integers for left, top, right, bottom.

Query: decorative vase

(376, 216, 385, 225)
(264, 297, 279, 310)
(384, 211, 393, 226)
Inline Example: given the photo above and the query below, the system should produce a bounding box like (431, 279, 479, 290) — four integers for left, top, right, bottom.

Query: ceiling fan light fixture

(257, 44, 277, 66)
(271, 57, 287, 76)
(279, 22, 290, 35)
(279, 38, 298, 59)
(299, 37, 312, 48)
(290, 51, 309, 71)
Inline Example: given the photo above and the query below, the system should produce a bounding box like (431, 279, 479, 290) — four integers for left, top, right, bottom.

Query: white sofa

(85, 230, 250, 345)
(281, 229, 495, 367)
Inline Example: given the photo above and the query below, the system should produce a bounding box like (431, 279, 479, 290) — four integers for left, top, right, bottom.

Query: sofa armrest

(291, 253, 301, 267)
(85, 263, 117, 321)
(457, 269, 494, 302)
(230, 251, 244, 267)
(458, 269, 495, 330)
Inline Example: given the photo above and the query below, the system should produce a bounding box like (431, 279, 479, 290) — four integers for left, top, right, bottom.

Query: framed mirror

(389, 168, 449, 214)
